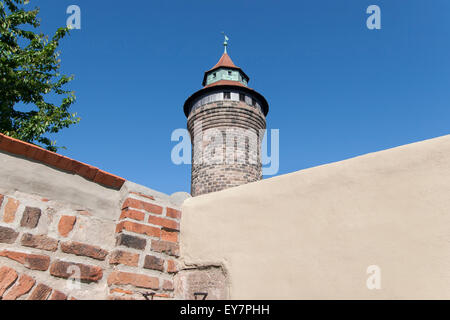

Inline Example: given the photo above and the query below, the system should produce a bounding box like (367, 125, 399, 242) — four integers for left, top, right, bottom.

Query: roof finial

(221, 32, 229, 54)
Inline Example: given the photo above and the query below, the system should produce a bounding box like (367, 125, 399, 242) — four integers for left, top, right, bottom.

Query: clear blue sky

(32, 0, 450, 195)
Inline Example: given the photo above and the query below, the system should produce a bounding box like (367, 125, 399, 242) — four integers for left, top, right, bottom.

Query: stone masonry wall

(0, 133, 230, 300)
(188, 99, 266, 196)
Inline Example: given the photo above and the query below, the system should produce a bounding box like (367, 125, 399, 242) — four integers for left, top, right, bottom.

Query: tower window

(252, 98, 257, 107)
(224, 92, 231, 100)
(213, 73, 216, 78)
(239, 93, 245, 102)
(228, 71, 232, 76)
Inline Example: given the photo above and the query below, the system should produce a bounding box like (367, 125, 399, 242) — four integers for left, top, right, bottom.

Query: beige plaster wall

(180, 135, 450, 299)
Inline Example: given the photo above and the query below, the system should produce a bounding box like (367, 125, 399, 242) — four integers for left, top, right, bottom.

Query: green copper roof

(202, 52, 249, 87)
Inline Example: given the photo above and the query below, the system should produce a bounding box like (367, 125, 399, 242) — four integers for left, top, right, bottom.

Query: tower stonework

(184, 50, 269, 196)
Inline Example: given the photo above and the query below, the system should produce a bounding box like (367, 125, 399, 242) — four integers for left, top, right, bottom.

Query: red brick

(110, 287, 133, 295)
(107, 271, 159, 290)
(163, 280, 174, 291)
(20, 207, 41, 228)
(167, 259, 177, 273)
(49, 290, 67, 300)
(143, 255, 164, 271)
(148, 215, 179, 231)
(116, 234, 146, 250)
(0, 250, 50, 271)
(0, 266, 18, 297)
(3, 274, 35, 300)
(0, 226, 19, 244)
(21, 233, 59, 252)
(61, 241, 108, 261)
(58, 215, 77, 237)
(3, 198, 19, 223)
(161, 229, 179, 243)
(54, 156, 74, 172)
(142, 202, 163, 215)
(121, 198, 144, 210)
(122, 198, 163, 215)
(120, 208, 145, 221)
(167, 207, 182, 220)
(151, 240, 180, 257)
(154, 293, 171, 299)
(93, 170, 125, 190)
(109, 250, 139, 267)
(28, 283, 52, 300)
(50, 260, 103, 283)
(116, 221, 161, 238)
(75, 163, 98, 181)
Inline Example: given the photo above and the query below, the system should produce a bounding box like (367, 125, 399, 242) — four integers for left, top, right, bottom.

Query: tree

(0, 0, 79, 152)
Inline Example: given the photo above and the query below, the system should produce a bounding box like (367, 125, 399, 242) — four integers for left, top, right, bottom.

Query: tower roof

(202, 52, 250, 87)
(208, 52, 238, 71)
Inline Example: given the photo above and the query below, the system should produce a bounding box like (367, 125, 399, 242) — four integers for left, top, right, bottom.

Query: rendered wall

(180, 135, 450, 299)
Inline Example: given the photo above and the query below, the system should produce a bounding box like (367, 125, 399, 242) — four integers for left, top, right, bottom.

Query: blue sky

(29, 0, 450, 195)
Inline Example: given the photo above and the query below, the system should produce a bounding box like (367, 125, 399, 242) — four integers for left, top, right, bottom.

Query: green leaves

(0, 0, 79, 152)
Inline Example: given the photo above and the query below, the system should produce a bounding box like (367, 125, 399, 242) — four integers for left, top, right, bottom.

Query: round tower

(183, 42, 269, 196)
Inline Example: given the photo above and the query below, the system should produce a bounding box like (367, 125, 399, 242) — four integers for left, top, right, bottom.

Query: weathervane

(221, 32, 229, 53)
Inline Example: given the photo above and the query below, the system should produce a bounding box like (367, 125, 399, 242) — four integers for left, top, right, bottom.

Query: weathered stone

(28, 283, 52, 300)
(21, 233, 59, 252)
(3, 274, 35, 300)
(174, 267, 228, 300)
(187, 101, 266, 196)
(115, 233, 146, 250)
(151, 240, 180, 257)
(60, 241, 108, 261)
(0, 250, 50, 271)
(0, 226, 19, 244)
(143, 255, 164, 271)
(3, 198, 19, 223)
(0, 266, 18, 297)
(167, 259, 177, 273)
(107, 271, 158, 290)
(109, 250, 139, 267)
(20, 207, 41, 228)
(50, 260, 103, 283)
(163, 280, 174, 292)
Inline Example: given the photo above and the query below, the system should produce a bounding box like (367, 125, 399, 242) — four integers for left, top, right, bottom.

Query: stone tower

(183, 43, 269, 196)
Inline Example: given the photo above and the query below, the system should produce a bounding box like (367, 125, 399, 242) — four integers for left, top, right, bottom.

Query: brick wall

(0, 133, 230, 300)
(0, 188, 183, 300)
(108, 192, 182, 300)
